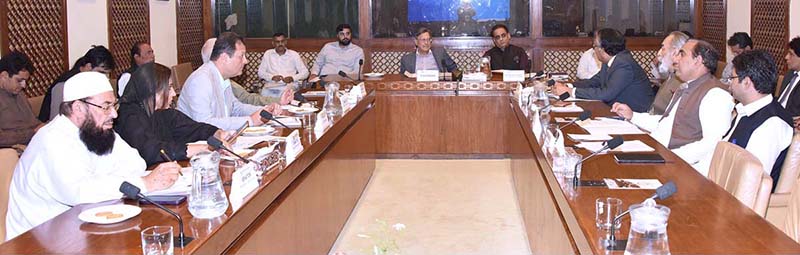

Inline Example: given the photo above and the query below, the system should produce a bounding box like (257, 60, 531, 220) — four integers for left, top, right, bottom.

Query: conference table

(2, 74, 799, 254)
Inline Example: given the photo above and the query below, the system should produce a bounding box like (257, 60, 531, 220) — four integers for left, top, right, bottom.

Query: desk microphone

(260, 110, 291, 130)
(547, 79, 556, 86)
(338, 70, 356, 83)
(357, 59, 363, 81)
(120, 181, 193, 247)
(559, 110, 591, 129)
(293, 90, 308, 104)
(557, 92, 571, 101)
(605, 181, 677, 250)
(573, 136, 624, 186)
(208, 135, 254, 164)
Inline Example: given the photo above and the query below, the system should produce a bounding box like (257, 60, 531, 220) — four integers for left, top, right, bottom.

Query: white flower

(392, 223, 406, 231)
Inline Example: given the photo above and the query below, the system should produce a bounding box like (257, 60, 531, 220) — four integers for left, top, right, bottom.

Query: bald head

(201, 38, 217, 63)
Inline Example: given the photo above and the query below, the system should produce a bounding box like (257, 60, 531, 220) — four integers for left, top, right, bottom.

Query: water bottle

(324, 82, 343, 117)
(625, 198, 671, 255)
(188, 151, 229, 219)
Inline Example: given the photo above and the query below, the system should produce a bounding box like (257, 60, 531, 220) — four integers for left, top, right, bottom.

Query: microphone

(605, 181, 677, 250)
(293, 90, 308, 104)
(337, 70, 358, 84)
(441, 59, 447, 81)
(260, 110, 291, 130)
(547, 79, 555, 86)
(557, 92, 570, 101)
(208, 135, 254, 164)
(357, 59, 363, 81)
(573, 136, 624, 186)
(559, 110, 591, 129)
(120, 181, 193, 247)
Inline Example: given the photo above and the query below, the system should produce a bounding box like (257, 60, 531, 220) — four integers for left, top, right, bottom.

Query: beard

(655, 54, 674, 78)
(79, 117, 116, 156)
(338, 38, 351, 46)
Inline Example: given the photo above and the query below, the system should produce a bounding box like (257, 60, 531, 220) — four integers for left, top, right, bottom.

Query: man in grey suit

(400, 27, 458, 75)
(553, 28, 654, 112)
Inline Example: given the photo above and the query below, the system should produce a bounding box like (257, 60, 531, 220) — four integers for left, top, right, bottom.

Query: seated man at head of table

(5, 72, 181, 241)
(307, 23, 364, 82)
(611, 39, 734, 175)
(399, 27, 458, 76)
(715, 50, 793, 190)
(0, 51, 43, 149)
(257, 32, 308, 98)
(553, 28, 654, 112)
(483, 24, 529, 71)
(200, 38, 292, 107)
(649, 31, 691, 115)
(177, 32, 280, 131)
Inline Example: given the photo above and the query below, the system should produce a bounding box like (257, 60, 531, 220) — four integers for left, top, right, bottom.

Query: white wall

(66, 0, 178, 68)
(791, 0, 800, 41)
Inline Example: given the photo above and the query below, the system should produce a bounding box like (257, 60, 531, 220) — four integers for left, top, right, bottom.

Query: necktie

(779, 73, 800, 106)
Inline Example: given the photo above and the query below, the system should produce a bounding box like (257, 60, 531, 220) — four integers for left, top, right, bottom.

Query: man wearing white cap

(4, 72, 181, 241)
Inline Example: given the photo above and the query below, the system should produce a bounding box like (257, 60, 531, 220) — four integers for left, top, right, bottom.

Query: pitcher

(624, 198, 671, 255)
(324, 82, 343, 117)
(188, 151, 229, 219)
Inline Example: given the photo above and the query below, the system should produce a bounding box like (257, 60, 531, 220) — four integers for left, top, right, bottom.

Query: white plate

(364, 72, 384, 78)
(241, 126, 275, 137)
(78, 204, 142, 224)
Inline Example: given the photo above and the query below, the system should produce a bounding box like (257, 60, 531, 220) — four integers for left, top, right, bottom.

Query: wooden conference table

(2, 74, 799, 254)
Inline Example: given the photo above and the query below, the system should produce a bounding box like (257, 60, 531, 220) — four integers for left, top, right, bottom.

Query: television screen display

(408, 0, 510, 23)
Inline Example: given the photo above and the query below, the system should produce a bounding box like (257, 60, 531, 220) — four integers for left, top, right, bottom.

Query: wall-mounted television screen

(408, 0, 510, 23)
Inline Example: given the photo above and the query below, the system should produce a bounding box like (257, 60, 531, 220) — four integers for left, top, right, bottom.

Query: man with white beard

(650, 31, 690, 115)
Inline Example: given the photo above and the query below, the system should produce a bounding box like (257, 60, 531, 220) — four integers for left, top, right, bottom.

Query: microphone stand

(120, 182, 193, 247)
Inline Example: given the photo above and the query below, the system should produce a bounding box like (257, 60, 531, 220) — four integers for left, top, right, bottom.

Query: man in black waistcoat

(724, 50, 793, 191)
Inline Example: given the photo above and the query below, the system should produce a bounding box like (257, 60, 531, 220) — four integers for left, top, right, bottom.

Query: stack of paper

(568, 134, 613, 141)
(604, 178, 662, 189)
(578, 117, 646, 135)
(145, 168, 193, 196)
(575, 140, 655, 153)
(270, 116, 301, 128)
(550, 103, 584, 113)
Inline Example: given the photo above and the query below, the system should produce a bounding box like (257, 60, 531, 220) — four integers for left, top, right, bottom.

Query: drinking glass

(596, 197, 623, 229)
(141, 226, 173, 255)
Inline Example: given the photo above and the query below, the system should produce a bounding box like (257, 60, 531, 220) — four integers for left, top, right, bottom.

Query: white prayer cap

(63, 72, 113, 102)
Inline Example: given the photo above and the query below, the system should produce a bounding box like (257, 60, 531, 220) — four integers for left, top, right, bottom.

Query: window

(542, 0, 695, 37)
(213, 0, 359, 38)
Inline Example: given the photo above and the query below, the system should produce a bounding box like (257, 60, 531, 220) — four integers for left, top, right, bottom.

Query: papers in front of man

(575, 140, 654, 153)
(550, 103, 584, 113)
(144, 168, 193, 196)
(604, 178, 662, 189)
(577, 117, 646, 135)
(567, 133, 613, 141)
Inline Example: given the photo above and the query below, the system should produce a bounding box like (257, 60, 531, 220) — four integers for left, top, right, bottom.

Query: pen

(159, 149, 183, 176)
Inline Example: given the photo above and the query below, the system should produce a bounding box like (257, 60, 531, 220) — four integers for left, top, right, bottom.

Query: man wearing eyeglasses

(399, 27, 458, 75)
(5, 72, 182, 240)
(308, 23, 364, 82)
(611, 39, 734, 175)
(483, 24, 529, 71)
(0, 51, 42, 149)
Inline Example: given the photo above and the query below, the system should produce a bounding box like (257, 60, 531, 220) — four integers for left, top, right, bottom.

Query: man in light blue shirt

(177, 32, 279, 130)
(308, 24, 365, 82)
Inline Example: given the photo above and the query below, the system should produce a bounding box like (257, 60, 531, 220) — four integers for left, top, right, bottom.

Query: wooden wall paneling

(177, 0, 206, 68)
(107, 0, 150, 79)
(701, 0, 726, 58)
(751, 0, 790, 72)
(3, 0, 68, 97)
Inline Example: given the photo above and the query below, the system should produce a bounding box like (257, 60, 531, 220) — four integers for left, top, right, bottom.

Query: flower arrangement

(356, 219, 405, 255)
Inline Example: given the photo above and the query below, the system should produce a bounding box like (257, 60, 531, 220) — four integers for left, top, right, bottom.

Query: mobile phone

(580, 180, 607, 187)
(139, 195, 187, 205)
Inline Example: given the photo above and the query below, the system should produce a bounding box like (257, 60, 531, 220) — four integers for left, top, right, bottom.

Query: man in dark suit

(553, 28, 654, 112)
(777, 36, 800, 128)
(400, 27, 457, 75)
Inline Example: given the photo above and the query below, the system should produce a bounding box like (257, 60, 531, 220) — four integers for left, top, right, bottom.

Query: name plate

(503, 70, 525, 82)
(284, 130, 303, 164)
(230, 162, 259, 211)
(416, 70, 439, 82)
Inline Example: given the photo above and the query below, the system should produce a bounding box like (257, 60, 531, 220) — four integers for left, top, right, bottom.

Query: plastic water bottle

(188, 151, 229, 218)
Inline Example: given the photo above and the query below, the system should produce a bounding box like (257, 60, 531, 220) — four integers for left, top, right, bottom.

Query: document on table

(575, 140, 654, 153)
(604, 178, 662, 189)
(577, 117, 647, 135)
(269, 116, 302, 127)
(568, 134, 613, 141)
(550, 103, 584, 113)
(232, 135, 284, 150)
(145, 168, 193, 196)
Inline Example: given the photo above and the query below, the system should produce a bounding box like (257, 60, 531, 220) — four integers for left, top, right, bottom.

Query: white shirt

(415, 51, 438, 71)
(5, 115, 148, 240)
(311, 42, 364, 76)
(715, 95, 792, 174)
(117, 72, 131, 97)
(630, 81, 734, 176)
(779, 71, 800, 107)
(177, 62, 262, 130)
(576, 48, 601, 80)
(256, 49, 309, 82)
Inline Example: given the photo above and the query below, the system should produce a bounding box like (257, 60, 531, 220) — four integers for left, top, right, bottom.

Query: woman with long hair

(115, 62, 226, 166)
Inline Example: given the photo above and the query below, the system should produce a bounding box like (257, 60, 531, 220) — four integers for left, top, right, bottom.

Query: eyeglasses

(80, 99, 119, 113)
(721, 76, 740, 83)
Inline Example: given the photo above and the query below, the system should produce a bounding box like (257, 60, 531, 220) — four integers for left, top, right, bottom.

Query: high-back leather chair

(171, 63, 193, 94)
(27, 95, 44, 118)
(782, 178, 800, 242)
(708, 141, 773, 216)
(0, 148, 20, 241)
(776, 74, 786, 98)
(715, 60, 726, 78)
(766, 133, 800, 226)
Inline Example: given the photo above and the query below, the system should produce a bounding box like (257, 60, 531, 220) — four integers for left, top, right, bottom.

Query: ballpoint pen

(159, 149, 183, 176)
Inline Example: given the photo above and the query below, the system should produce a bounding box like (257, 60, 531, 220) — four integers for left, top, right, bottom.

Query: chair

(715, 60, 726, 78)
(708, 141, 773, 216)
(776, 74, 785, 98)
(27, 95, 44, 118)
(766, 133, 800, 226)
(171, 63, 193, 93)
(0, 148, 20, 241)
(782, 178, 800, 242)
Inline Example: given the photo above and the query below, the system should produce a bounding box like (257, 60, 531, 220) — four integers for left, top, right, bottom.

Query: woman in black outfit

(115, 62, 226, 166)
